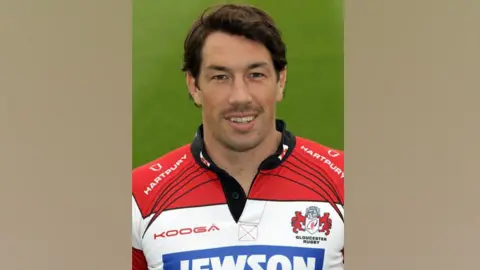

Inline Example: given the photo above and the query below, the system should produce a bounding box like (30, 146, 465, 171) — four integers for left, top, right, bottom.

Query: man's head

(182, 4, 288, 153)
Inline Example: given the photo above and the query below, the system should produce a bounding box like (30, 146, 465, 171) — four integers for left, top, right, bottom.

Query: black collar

(191, 119, 296, 172)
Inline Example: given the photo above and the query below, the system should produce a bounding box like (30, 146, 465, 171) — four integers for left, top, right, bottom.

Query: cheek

(202, 92, 226, 118)
(254, 89, 278, 111)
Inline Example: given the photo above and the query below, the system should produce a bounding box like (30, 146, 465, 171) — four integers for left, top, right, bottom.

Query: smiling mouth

(227, 115, 257, 124)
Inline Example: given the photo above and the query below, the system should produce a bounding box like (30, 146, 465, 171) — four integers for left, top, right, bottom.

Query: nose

(228, 77, 253, 105)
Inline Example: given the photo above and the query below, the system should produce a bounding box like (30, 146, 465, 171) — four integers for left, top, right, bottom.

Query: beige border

(345, 0, 480, 269)
(1, 0, 479, 269)
(0, 0, 131, 268)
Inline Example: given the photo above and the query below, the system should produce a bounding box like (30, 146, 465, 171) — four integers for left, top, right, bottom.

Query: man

(132, 4, 344, 270)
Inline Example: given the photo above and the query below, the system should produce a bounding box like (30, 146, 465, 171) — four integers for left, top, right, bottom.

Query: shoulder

(292, 137, 344, 203)
(292, 136, 344, 179)
(132, 144, 197, 212)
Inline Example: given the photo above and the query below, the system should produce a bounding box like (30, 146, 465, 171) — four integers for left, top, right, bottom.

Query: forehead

(201, 32, 273, 69)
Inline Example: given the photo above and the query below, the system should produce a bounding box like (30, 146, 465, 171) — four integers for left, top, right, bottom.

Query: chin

(224, 137, 262, 153)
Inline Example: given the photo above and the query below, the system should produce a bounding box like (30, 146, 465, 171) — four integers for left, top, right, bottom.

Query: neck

(203, 127, 282, 180)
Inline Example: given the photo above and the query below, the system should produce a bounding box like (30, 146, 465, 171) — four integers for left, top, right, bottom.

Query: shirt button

(231, 192, 240, 199)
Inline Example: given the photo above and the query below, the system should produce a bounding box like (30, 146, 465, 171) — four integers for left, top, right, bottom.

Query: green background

(133, 0, 344, 168)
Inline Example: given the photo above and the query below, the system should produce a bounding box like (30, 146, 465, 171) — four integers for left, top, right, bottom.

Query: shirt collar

(190, 119, 296, 172)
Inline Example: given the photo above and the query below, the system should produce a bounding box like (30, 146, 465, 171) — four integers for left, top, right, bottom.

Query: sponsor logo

(149, 163, 163, 171)
(300, 146, 344, 179)
(144, 154, 188, 195)
(327, 149, 340, 158)
(154, 224, 220, 240)
(291, 206, 332, 245)
(163, 245, 325, 270)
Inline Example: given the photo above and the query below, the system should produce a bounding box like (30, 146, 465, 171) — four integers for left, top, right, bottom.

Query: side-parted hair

(182, 4, 287, 81)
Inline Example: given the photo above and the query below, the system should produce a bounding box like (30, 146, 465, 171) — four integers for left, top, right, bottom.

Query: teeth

(230, 116, 255, 123)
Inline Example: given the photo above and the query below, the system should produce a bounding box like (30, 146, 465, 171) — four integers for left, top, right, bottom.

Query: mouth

(227, 115, 257, 124)
(225, 114, 258, 132)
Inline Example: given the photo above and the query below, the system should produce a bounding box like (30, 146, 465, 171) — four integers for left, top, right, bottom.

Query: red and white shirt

(132, 120, 344, 270)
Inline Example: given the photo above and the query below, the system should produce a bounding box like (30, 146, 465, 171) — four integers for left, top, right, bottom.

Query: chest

(142, 200, 344, 270)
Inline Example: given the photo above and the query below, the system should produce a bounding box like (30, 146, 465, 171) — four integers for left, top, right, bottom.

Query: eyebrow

(205, 62, 269, 72)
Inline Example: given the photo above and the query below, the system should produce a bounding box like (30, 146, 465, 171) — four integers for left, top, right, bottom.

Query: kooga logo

(163, 245, 325, 270)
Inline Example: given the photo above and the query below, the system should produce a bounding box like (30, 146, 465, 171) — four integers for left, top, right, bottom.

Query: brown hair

(182, 4, 287, 81)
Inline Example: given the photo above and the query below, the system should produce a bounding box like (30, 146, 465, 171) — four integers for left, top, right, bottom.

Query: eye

(212, 74, 229, 81)
(249, 72, 265, 79)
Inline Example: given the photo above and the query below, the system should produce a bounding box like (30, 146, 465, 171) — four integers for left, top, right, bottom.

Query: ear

(276, 67, 287, 102)
(186, 72, 202, 107)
